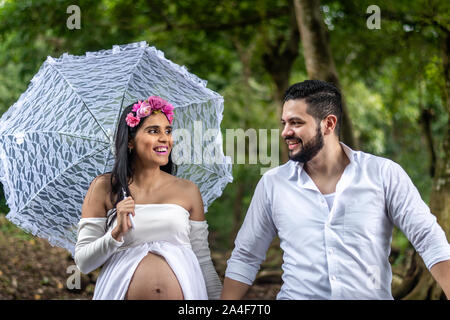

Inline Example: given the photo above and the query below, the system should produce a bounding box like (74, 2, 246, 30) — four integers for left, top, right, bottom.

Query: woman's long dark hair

(109, 102, 173, 208)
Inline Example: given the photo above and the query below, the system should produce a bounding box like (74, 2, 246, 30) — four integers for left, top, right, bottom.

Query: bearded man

(221, 80, 450, 300)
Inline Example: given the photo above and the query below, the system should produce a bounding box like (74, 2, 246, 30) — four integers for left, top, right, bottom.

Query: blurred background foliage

(0, 0, 449, 299)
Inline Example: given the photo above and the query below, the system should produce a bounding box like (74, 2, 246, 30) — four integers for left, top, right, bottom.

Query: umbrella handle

(122, 188, 135, 229)
(128, 213, 135, 229)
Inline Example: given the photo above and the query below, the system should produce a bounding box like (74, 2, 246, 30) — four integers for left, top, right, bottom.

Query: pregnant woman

(74, 96, 222, 299)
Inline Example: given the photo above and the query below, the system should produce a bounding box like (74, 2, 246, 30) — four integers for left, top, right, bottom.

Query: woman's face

(129, 112, 173, 168)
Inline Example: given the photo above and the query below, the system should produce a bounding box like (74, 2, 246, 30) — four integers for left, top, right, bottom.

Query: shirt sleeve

(384, 160, 450, 270)
(225, 175, 277, 285)
(74, 218, 124, 274)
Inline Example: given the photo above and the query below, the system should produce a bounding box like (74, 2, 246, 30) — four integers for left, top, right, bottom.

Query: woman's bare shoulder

(172, 177, 204, 221)
(81, 173, 113, 218)
(171, 176, 198, 192)
(90, 173, 113, 197)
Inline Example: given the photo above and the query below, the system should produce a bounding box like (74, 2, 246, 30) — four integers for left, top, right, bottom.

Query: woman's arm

(74, 175, 124, 274)
(187, 180, 206, 222)
(186, 181, 223, 299)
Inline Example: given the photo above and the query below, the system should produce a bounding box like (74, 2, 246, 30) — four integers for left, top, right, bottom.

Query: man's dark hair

(283, 80, 342, 136)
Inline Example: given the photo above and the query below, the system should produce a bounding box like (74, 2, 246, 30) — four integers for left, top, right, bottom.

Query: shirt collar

(339, 142, 357, 164)
(287, 160, 302, 180)
(287, 142, 357, 182)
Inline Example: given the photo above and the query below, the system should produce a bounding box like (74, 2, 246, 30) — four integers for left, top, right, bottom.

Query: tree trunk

(433, 29, 450, 238)
(418, 79, 437, 177)
(397, 29, 450, 301)
(229, 37, 254, 247)
(261, 6, 300, 164)
(230, 181, 245, 248)
(419, 106, 437, 178)
(293, 0, 357, 149)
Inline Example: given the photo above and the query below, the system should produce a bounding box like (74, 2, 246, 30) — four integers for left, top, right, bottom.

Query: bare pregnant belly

(125, 252, 184, 300)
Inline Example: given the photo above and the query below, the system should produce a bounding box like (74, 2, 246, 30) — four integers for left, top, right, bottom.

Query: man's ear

(323, 115, 338, 135)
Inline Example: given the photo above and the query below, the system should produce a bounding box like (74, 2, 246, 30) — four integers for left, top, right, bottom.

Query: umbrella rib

(57, 131, 107, 144)
(116, 46, 146, 126)
(47, 63, 109, 139)
(18, 144, 110, 213)
(107, 48, 146, 174)
(185, 163, 224, 175)
(1, 131, 108, 144)
(174, 96, 224, 109)
(105, 47, 147, 175)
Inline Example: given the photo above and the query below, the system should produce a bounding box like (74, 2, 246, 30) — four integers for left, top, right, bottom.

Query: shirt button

(331, 275, 337, 281)
(328, 248, 334, 255)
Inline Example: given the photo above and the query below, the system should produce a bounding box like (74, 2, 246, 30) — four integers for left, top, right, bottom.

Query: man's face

(281, 99, 324, 163)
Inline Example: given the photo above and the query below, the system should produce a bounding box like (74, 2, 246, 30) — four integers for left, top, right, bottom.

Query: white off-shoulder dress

(92, 203, 208, 300)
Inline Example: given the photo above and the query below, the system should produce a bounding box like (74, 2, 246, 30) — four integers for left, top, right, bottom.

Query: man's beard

(288, 125, 324, 163)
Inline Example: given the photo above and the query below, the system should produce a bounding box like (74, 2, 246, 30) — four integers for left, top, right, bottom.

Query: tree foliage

(0, 0, 449, 299)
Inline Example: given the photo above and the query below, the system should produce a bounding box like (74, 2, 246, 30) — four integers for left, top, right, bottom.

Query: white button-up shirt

(225, 143, 450, 299)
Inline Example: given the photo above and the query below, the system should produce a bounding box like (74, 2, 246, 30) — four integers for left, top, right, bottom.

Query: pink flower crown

(125, 96, 175, 128)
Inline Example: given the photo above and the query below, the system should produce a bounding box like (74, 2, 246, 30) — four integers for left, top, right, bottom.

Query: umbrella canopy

(0, 41, 232, 255)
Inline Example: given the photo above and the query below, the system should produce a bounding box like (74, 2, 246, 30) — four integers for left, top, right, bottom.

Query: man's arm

(221, 277, 250, 300)
(221, 176, 277, 299)
(384, 161, 450, 298)
(430, 260, 450, 299)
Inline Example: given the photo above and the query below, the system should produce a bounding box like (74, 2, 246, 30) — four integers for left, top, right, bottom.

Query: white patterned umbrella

(0, 41, 232, 256)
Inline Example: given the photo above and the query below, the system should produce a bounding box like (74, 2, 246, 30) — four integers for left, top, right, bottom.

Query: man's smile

(286, 138, 302, 151)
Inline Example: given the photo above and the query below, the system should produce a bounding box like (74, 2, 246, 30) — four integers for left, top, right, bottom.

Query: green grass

(0, 214, 34, 241)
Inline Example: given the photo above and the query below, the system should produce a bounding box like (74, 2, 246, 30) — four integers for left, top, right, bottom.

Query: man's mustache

(284, 136, 302, 144)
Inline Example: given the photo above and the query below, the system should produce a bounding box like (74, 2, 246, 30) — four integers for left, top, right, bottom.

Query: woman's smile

(153, 145, 169, 155)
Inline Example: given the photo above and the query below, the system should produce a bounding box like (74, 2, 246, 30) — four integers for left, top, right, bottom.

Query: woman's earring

(128, 147, 132, 154)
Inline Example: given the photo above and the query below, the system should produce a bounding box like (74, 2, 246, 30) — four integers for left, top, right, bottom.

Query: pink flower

(126, 113, 140, 127)
(147, 96, 166, 111)
(126, 96, 175, 127)
(162, 103, 174, 115)
(136, 105, 152, 118)
(132, 101, 142, 112)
